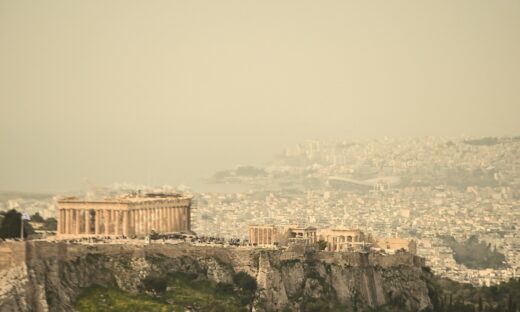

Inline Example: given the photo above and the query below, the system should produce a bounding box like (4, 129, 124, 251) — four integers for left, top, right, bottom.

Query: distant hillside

(430, 276, 520, 312)
(0, 191, 53, 202)
(442, 235, 507, 270)
(463, 136, 520, 146)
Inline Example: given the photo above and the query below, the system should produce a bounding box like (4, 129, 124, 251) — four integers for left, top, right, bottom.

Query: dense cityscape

(2, 136, 520, 287)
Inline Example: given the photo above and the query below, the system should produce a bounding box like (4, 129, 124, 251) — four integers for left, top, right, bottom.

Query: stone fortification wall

(0, 242, 29, 312)
(279, 245, 425, 269)
(0, 242, 26, 269)
(368, 251, 425, 268)
(20, 242, 256, 273)
(1, 241, 424, 273)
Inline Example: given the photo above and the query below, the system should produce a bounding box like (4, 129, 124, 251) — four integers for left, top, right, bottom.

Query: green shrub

(233, 272, 257, 294)
(317, 240, 328, 251)
(216, 282, 234, 295)
(143, 276, 167, 295)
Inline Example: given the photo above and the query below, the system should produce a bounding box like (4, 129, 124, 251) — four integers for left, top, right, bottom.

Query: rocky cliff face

(0, 241, 434, 312)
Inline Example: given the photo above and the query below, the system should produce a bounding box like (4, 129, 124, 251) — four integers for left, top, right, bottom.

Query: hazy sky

(1, 0, 519, 193)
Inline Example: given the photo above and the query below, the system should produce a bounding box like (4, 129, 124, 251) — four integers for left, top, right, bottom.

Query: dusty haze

(0, 0, 519, 193)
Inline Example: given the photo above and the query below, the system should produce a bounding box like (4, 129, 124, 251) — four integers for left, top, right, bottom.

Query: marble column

(156, 208, 160, 231)
(170, 207, 174, 231)
(168, 207, 171, 231)
(163, 207, 168, 232)
(59, 209, 64, 234)
(65, 209, 68, 234)
(143, 209, 151, 235)
(172, 208, 178, 231)
(156, 208, 160, 230)
(150, 208, 155, 230)
(174, 207, 181, 231)
(62, 209, 66, 234)
(110, 210, 116, 235)
(123, 211, 128, 236)
(160, 208, 164, 231)
(171, 207, 176, 231)
(165, 208, 170, 232)
(135, 210, 139, 234)
(68, 209, 74, 234)
(104, 210, 109, 235)
(65, 209, 70, 234)
(58, 210, 62, 234)
(183, 207, 190, 230)
(68, 210, 72, 235)
(95, 210, 100, 235)
(114, 211, 120, 236)
(187, 206, 191, 230)
(161, 208, 165, 232)
(85, 209, 90, 234)
(143, 209, 147, 234)
(181, 207, 185, 231)
(183, 207, 187, 231)
(155, 208, 162, 232)
(131, 210, 135, 236)
(161, 208, 165, 231)
(144, 209, 148, 234)
(159, 208, 162, 231)
(137, 209, 142, 235)
(182, 207, 186, 231)
(74, 210, 80, 235)
(136, 210, 139, 234)
(186, 207, 190, 230)
(164, 207, 168, 231)
(172, 207, 176, 231)
(150, 208, 154, 231)
(127, 210, 133, 236)
(152, 208, 156, 231)
(142, 209, 146, 234)
(149, 208, 152, 231)
(140, 209, 144, 234)
(150, 209, 154, 232)
(187, 206, 190, 231)
(132, 210, 136, 235)
(136, 210, 141, 235)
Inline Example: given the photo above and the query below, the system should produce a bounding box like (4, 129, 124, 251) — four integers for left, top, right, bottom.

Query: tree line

(0, 209, 57, 239)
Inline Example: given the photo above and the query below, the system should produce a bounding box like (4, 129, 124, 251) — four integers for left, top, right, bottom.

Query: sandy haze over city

(1, 0, 519, 193)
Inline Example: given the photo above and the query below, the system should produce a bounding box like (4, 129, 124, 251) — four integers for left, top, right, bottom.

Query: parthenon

(56, 192, 192, 237)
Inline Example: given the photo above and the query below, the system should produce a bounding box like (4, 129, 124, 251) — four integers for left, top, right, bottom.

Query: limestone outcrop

(0, 241, 434, 311)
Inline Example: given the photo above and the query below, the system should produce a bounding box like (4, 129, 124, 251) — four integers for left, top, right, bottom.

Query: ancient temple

(56, 192, 192, 237)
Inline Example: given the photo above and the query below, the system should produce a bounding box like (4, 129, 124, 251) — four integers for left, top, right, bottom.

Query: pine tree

(30, 212, 45, 223)
(0, 209, 35, 239)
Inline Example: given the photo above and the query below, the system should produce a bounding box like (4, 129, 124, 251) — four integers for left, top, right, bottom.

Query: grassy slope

(75, 272, 248, 312)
